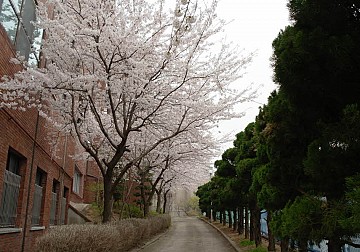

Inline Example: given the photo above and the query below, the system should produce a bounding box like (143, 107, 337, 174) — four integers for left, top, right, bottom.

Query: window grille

(0, 169, 21, 227)
(31, 168, 45, 226)
(31, 184, 43, 226)
(49, 192, 57, 225)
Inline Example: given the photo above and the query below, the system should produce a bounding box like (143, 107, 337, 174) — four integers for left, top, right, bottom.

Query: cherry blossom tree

(126, 129, 214, 216)
(0, 0, 254, 222)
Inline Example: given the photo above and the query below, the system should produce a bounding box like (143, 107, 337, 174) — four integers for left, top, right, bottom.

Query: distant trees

(197, 122, 263, 247)
(197, 0, 360, 251)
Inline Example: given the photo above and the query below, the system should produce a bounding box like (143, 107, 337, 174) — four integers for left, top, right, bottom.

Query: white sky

(213, 0, 290, 151)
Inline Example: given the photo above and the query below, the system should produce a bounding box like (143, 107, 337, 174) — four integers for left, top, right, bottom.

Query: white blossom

(0, 0, 255, 220)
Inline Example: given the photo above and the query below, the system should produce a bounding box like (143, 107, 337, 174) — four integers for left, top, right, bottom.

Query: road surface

(136, 216, 237, 252)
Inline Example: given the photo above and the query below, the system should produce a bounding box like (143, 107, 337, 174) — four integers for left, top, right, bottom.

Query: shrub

(249, 246, 267, 252)
(114, 203, 144, 219)
(127, 204, 144, 218)
(239, 239, 255, 247)
(36, 214, 171, 252)
(36, 224, 120, 252)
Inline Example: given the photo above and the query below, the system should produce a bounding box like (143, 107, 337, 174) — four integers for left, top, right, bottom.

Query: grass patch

(249, 246, 267, 252)
(240, 239, 255, 247)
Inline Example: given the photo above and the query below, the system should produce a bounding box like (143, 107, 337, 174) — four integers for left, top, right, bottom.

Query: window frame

(49, 180, 59, 226)
(0, 150, 25, 228)
(31, 167, 46, 227)
(72, 167, 82, 195)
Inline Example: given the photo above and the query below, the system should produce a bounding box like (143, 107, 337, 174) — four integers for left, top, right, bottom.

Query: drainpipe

(21, 111, 40, 252)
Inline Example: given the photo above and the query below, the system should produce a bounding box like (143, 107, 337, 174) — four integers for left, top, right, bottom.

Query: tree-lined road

(135, 216, 236, 252)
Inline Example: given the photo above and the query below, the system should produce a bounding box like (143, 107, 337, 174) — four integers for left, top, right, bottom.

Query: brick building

(0, 0, 102, 251)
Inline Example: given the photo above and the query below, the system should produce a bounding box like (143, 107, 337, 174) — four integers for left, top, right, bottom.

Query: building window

(73, 168, 82, 195)
(0, 0, 43, 65)
(0, 152, 23, 227)
(50, 180, 58, 225)
(31, 168, 46, 226)
(60, 187, 68, 225)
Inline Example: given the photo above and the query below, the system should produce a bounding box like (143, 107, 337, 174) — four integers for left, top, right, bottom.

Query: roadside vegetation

(240, 240, 255, 247)
(196, 0, 360, 251)
(36, 214, 171, 252)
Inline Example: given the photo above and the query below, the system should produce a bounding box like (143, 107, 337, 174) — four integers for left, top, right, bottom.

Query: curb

(130, 226, 171, 251)
(198, 217, 241, 252)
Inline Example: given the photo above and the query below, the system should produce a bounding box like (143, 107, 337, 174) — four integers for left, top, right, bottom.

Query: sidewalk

(199, 217, 242, 252)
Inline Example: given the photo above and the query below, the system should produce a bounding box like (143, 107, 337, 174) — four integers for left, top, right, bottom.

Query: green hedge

(36, 214, 171, 252)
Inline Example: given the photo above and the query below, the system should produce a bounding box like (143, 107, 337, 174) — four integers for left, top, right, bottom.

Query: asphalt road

(136, 216, 237, 252)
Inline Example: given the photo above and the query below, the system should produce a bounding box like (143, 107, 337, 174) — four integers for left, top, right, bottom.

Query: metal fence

(345, 237, 360, 252)
(260, 211, 360, 252)
(31, 184, 43, 226)
(50, 192, 57, 225)
(0, 170, 21, 227)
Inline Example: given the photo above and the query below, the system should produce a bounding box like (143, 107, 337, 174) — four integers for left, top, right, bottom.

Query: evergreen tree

(270, 0, 360, 250)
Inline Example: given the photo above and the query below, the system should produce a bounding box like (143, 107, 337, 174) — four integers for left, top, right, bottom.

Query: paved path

(136, 216, 237, 252)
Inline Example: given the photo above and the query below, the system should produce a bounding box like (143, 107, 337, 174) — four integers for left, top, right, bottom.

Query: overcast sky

(214, 0, 290, 150)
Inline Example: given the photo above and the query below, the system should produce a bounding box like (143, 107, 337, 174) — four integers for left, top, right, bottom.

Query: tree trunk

(280, 238, 289, 252)
(163, 189, 170, 214)
(251, 204, 261, 247)
(156, 190, 162, 213)
(245, 206, 249, 239)
(143, 189, 157, 217)
(250, 206, 254, 241)
(212, 209, 217, 221)
(328, 238, 342, 252)
(290, 240, 295, 251)
(207, 208, 211, 219)
(233, 208, 237, 231)
(298, 240, 308, 252)
(267, 211, 276, 252)
(139, 173, 157, 217)
(228, 210, 233, 229)
(223, 210, 226, 226)
(219, 211, 223, 223)
(102, 175, 113, 223)
(144, 201, 150, 217)
(238, 207, 244, 235)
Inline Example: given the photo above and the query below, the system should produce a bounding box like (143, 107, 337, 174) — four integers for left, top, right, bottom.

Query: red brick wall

(0, 108, 75, 251)
(83, 175, 102, 204)
(0, 26, 21, 78)
(0, 232, 22, 252)
(83, 160, 102, 204)
(0, 22, 100, 252)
